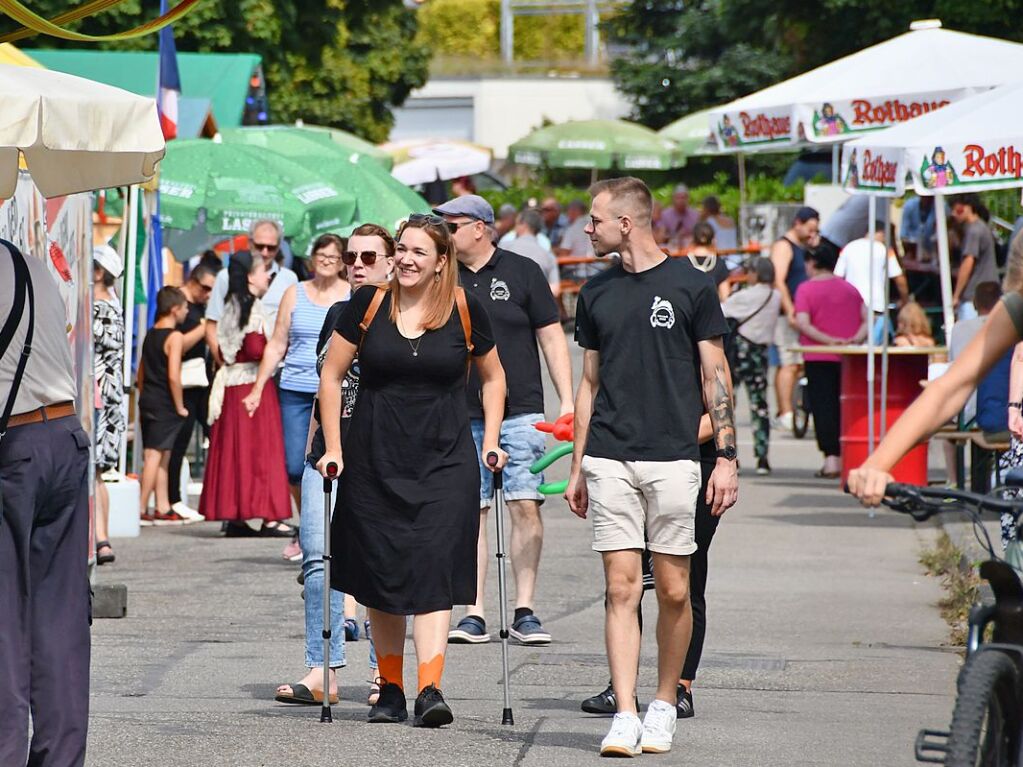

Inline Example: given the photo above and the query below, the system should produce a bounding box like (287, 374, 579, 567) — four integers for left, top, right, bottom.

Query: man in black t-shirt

(435, 194, 575, 647)
(567, 177, 737, 757)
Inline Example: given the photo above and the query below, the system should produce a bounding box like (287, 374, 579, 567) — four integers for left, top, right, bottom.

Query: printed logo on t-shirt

(649, 296, 676, 329)
(490, 278, 511, 302)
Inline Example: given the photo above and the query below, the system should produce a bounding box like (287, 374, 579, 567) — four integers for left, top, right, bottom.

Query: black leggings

(167, 387, 207, 505)
(804, 361, 841, 458)
(619, 458, 719, 681)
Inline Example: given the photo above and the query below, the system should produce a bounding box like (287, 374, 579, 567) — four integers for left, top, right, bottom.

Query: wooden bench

(933, 428, 1011, 491)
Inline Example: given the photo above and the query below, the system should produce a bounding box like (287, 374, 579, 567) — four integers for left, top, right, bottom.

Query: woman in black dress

(317, 215, 507, 728)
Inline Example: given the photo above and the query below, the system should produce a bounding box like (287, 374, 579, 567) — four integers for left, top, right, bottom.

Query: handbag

(181, 357, 209, 389)
(724, 289, 773, 385)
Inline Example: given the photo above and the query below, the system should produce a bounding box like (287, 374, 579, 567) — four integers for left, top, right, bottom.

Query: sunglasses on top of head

(406, 213, 459, 234)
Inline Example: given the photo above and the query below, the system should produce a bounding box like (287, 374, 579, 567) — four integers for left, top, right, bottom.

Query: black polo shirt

(459, 248, 560, 418)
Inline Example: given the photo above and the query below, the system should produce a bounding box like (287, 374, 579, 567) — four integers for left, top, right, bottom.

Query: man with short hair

(770, 206, 819, 431)
(835, 224, 910, 342)
(493, 203, 518, 243)
(505, 209, 560, 295)
(658, 183, 699, 248)
(167, 262, 219, 520)
(435, 194, 575, 647)
(540, 196, 568, 249)
(204, 219, 298, 365)
(951, 194, 998, 321)
(567, 176, 737, 756)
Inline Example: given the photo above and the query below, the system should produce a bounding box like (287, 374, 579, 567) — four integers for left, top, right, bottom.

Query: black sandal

(260, 521, 296, 538)
(96, 540, 116, 565)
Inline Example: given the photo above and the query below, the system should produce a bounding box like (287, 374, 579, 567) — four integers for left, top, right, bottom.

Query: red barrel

(839, 352, 929, 486)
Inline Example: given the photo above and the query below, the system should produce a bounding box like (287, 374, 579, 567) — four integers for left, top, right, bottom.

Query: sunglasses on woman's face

(342, 250, 382, 266)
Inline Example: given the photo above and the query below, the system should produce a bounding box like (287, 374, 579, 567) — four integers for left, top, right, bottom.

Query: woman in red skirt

(199, 251, 293, 533)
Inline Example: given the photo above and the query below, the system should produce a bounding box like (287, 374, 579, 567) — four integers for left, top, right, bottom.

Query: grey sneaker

(510, 614, 551, 645)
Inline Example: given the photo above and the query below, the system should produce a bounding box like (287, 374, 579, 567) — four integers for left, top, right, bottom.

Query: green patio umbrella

(658, 109, 719, 157)
(220, 126, 430, 232)
(291, 121, 394, 171)
(158, 139, 358, 258)
(508, 119, 682, 170)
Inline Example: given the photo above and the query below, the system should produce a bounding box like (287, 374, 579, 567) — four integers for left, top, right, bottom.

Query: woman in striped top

(244, 233, 351, 508)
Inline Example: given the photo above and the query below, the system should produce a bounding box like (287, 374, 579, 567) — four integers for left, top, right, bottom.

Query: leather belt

(6, 401, 76, 429)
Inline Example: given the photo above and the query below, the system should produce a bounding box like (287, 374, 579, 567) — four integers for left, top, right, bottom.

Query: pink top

(793, 276, 864, 363)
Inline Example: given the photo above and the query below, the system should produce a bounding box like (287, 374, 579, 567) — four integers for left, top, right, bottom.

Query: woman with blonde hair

(893, 301, 936, 347)
(317, 214, 507, 727)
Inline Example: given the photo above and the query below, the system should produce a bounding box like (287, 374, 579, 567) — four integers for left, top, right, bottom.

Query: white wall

(390, 76, 631, 158)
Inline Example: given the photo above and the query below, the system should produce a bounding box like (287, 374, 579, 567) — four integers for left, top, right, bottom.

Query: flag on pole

(156, 0, 180, 140)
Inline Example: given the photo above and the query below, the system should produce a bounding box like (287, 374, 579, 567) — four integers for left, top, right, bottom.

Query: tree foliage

(1, 0, 431, 142)
(607, 0, 1023, 129)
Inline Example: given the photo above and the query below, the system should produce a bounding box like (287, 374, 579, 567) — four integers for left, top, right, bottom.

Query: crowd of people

(77, 176, 1016, 759)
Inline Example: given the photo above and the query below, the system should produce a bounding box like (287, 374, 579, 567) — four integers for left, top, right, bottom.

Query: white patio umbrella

(709, 21, 1023, 154)
(382, 138, 492, 186)
(840, 82, 1023, 447)
(0, 63, 165, 198)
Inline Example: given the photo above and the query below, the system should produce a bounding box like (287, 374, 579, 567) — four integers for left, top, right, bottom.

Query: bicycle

(876, 474, 1023, 766)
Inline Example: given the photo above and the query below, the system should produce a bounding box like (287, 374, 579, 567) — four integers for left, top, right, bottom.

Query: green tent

(158, 139, 359, 257)
(219, 126, 428, 231)
(508, 120, 683, 171)
(25, 49, 261, 128)
(657, 109, 719, 157)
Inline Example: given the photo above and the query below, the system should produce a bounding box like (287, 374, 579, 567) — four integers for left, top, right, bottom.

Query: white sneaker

(600, 712, 643, 757)
(771, 411, 794, 432)
(171, 501, 205, 524)
(641, 699, 677, 754)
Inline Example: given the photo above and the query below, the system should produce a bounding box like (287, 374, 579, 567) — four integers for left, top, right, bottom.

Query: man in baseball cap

(440, 192, 574, 647)
(433, 194, 495, 225)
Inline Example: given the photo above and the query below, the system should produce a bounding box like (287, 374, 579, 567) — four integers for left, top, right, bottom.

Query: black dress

(139, 328, 185, 451)
(329, 288, 495, 615)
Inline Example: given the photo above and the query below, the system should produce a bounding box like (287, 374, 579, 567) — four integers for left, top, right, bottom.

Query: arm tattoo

(708, 364, 736, 451)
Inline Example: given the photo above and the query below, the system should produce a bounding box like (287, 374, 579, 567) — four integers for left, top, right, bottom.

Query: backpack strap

(358, 286, 387, 355)
(0, 240, 35, 442)
(455, 287, 473, 373)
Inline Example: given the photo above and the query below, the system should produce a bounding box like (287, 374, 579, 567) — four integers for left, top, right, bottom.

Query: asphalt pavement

(85, 332, 959, 766)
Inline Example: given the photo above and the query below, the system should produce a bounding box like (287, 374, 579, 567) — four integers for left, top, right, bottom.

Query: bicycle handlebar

(882, 481, 1023, 521)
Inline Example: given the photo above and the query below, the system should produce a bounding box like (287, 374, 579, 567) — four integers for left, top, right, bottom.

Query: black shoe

(368, 682, 408, 723)
(413, 684, 454, 728)
(676, 684, 694, 719)
(756, 457, 771, 476)
(581, 682, 639, 715)
(223, 521, 259, 538)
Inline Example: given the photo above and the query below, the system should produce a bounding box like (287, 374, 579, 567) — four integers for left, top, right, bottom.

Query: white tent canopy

(709, 22, 1023, 153)
(840, 82, 1023, 338)
(382, 138, 492, 186)
(0, 64, 165, 198)
(840, 83, 1023, 197)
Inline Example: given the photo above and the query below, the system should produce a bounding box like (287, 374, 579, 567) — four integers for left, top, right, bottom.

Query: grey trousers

(0, 414, 91, 767)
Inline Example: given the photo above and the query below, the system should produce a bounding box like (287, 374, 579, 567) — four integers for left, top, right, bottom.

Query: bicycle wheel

(946, 650, 1021, 767)
(791, 381, 810, 439)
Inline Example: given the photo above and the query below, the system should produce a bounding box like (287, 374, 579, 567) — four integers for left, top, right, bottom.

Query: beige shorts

(581, 456, 700, 556)
(774, 318, 802, 366)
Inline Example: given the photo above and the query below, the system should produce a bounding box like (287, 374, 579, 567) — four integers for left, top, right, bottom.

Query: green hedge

(479, 173, 807, 220)
(416, 0, 585, 61)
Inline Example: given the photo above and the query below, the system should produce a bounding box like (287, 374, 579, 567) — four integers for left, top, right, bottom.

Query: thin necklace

(397, 306, 423, 357)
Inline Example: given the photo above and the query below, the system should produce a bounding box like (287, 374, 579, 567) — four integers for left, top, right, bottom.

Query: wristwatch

(716, 445, 737, 461)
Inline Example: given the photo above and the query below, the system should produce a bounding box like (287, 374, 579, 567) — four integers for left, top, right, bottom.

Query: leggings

(804, 360, 842, 458)
(168, 386, 206, 505)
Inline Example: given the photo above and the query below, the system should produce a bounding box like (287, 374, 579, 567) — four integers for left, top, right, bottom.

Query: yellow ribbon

(0, 0, 201, 43)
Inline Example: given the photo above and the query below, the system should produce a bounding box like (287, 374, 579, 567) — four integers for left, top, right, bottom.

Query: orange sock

(378, 654, 404, 690)
(418, 653, 445, 692)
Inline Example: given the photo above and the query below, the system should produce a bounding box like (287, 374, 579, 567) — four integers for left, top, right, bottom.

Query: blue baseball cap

(432, 194, 495, 225)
